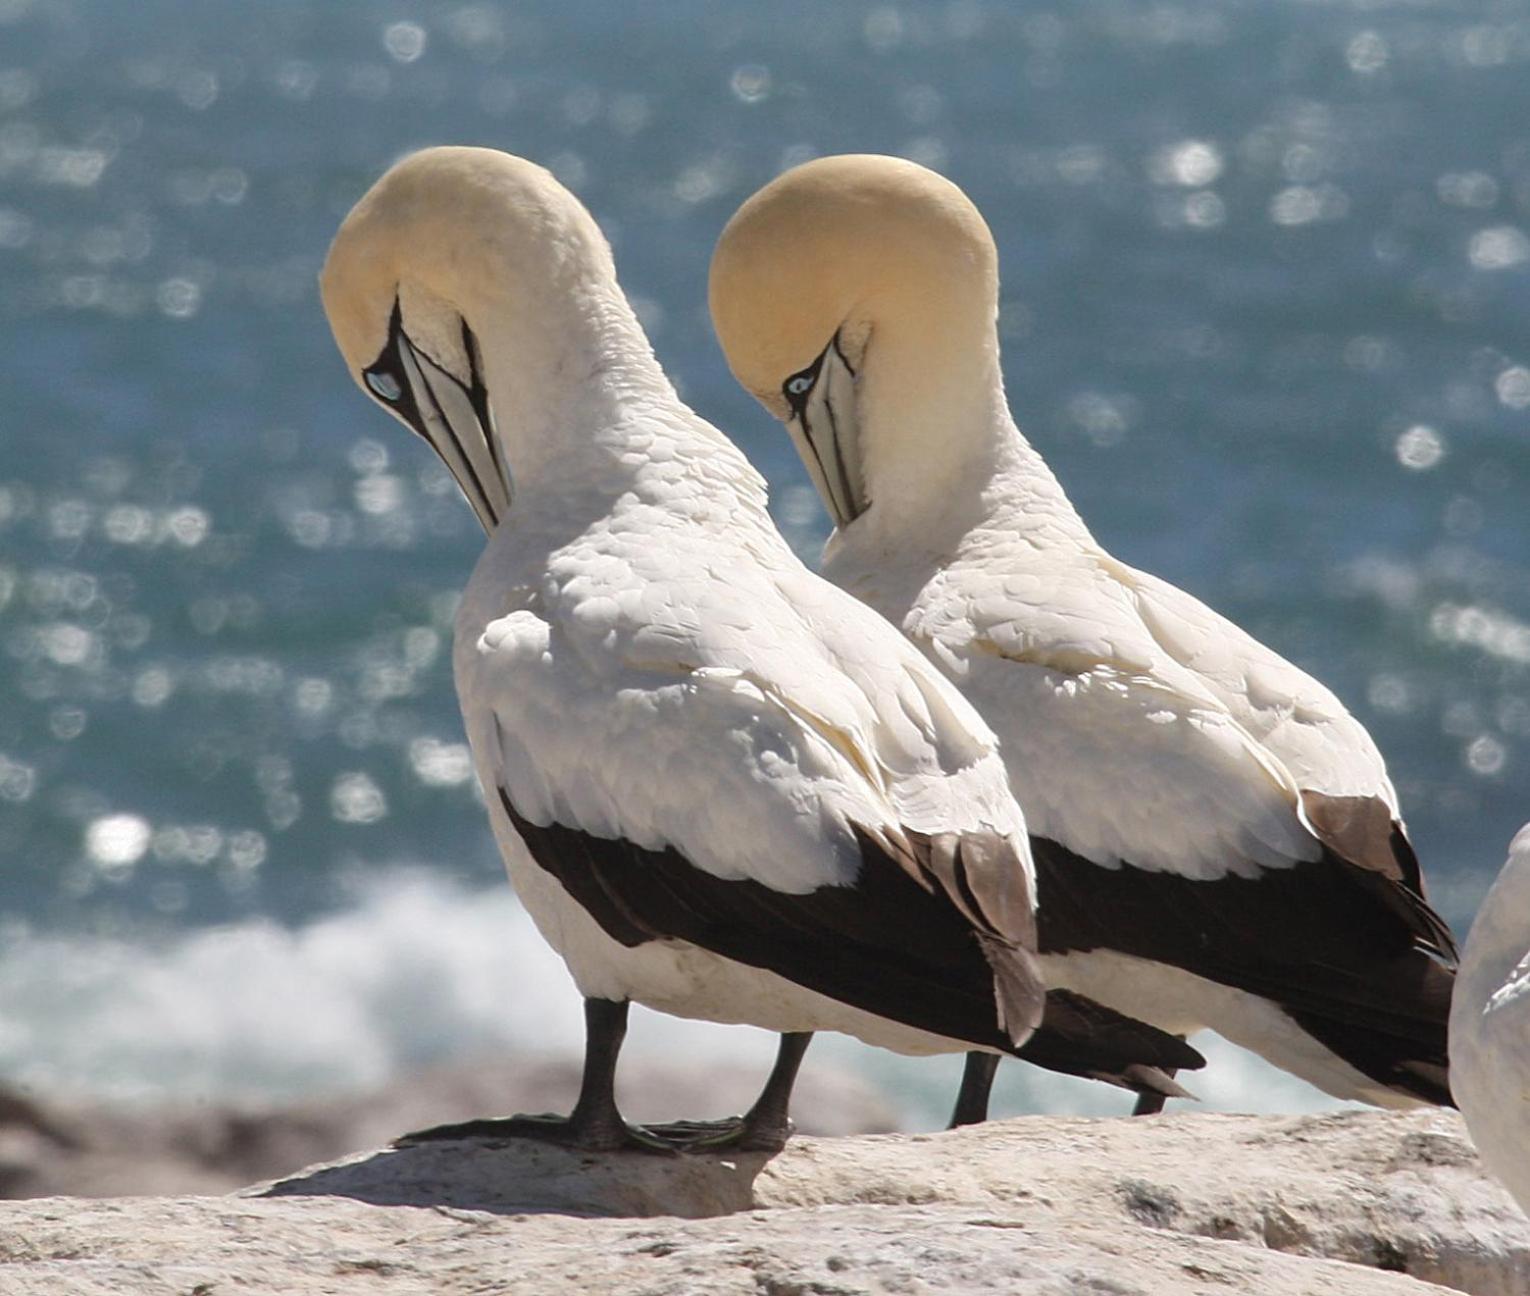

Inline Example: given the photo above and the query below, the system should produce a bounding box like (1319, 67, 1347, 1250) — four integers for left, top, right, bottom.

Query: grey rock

(1, 1110, 1526, 1295)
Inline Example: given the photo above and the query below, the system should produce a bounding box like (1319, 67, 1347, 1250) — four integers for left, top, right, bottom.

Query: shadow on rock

(252, 1133, 778, 1218)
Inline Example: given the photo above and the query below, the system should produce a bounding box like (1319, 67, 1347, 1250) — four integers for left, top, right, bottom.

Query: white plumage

(711, 153, 1457, 1113)
(1451, 824, 1530, 1217)
(319, 146, 1050, 1149)
(893, 527, 1367, 881)
(454, 463, 1035, 1054)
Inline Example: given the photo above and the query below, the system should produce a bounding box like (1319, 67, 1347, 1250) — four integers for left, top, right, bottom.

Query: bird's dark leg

(736, 1029, 813, 1150)
(394, 997, 672, 1153)
(650, 1031, 814, 1153)
(1132, 1081, 1174, 1116)
(949, 1052, 1001, 1128)
(1131, 1037, 1186, 1115)
(562, 996, 638, 1143)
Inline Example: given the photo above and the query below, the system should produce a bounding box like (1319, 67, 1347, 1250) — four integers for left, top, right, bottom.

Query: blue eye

(786, 374, 814, 396)
(366, 369, 403, 402)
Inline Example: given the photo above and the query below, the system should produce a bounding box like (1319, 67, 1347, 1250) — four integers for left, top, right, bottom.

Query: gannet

(711, 153, 1458, 1119)
(1451, 825, 1530, 1216)
(318, 146, 1063, 1153)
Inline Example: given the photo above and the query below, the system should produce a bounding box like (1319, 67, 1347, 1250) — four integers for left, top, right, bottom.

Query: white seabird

(1450, 824, 1530, 1217)
(318, 146, 1064, 1152)
(711, 153, 1458, 1120)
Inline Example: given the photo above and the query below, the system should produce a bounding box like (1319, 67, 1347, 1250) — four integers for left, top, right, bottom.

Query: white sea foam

(0, 871, 777, 1109)
(0, 870, 1352, 1123)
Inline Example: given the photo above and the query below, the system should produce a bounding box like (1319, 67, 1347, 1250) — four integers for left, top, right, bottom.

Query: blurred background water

(0, 0, 1527, 1127)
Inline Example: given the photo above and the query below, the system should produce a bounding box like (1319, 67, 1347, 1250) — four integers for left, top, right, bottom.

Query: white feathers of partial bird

(1451, 824, 1530, 1216)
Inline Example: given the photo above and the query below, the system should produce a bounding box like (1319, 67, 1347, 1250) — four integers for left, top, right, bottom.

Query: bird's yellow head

(320, 146, 620, 531)
(709, 155, 1000, 526)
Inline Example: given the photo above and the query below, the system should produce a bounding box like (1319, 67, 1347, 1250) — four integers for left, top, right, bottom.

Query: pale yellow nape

(709, 153, 1001, 415)
(319, 145, 614, 398)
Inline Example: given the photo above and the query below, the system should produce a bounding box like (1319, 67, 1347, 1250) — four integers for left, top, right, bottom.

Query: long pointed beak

(393, 331, 511, 535)
(787, 340, 867, 529)
(361, 303, 511, 536)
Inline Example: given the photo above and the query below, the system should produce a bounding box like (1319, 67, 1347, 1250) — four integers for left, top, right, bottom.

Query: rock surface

(0, 1052, 896, 1199)
(2, 1110, 1528, 1294)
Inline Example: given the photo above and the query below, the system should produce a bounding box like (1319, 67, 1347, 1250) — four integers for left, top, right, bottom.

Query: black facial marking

(782, 341, 835, 503)
(462, 317, 509, 497)
(823, 376, 853, 511)
(783, 331, 869, 523)
(361, 298, 426, 437)
(408, 342, 499, 527)
(360, 297, 505, 529)
(781, 330, 858, 415)
(832, 332, 858, 377)
(781, 345, 828, 415)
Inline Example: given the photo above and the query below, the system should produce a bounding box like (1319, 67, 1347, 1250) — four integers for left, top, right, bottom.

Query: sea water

(0, 0, 1527, 1124)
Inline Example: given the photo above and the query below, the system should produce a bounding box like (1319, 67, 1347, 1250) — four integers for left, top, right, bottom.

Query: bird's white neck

(838, 324, 1096, 561)
(473, 278, 686, 492)
(465, 276, 772, 543)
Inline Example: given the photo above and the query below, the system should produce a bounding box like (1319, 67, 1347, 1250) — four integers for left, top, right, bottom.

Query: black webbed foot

(644, 1113, 795, 1154)
(394, 1111, 677, 1155)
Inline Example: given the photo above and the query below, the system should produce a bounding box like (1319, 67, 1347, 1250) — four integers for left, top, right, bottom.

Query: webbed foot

(394, 1111, 677, 1155)
(646, 1113, 795, 1154)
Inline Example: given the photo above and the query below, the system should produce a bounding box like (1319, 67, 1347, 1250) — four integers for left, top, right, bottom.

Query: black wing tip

(1320, 840, 1462, 970)
(1016, 988, 1208, 1084)
(1031, 832, 1459, 1043)
(1287, 988, 1455, 1109)
(854, 821, 1044, 1048)
(1298, 791, 1461, 965)
(1407, 1063, 1455, 1110)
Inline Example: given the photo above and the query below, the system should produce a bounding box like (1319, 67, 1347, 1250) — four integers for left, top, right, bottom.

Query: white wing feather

(894, 549, 1342, 880)
(1124, 564, 1398, 809)
(455, 517, 1031, 904)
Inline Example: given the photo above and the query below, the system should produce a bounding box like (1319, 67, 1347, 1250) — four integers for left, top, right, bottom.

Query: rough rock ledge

(2, 1110, 1527, 1295)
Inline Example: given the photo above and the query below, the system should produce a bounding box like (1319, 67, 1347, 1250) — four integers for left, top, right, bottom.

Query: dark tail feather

(1285, 956, 1456, 1107)
(1290, 1009, 1453, 1107)
(1029, 834, 1458, 1108)
(1014, 989, 1205, 1096)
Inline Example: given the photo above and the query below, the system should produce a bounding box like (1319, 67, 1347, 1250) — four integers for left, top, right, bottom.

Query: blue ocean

(1, 0, 1527, 1123)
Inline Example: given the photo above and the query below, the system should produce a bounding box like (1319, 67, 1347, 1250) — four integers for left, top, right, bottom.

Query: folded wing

(461, 592, 1046, 1052)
